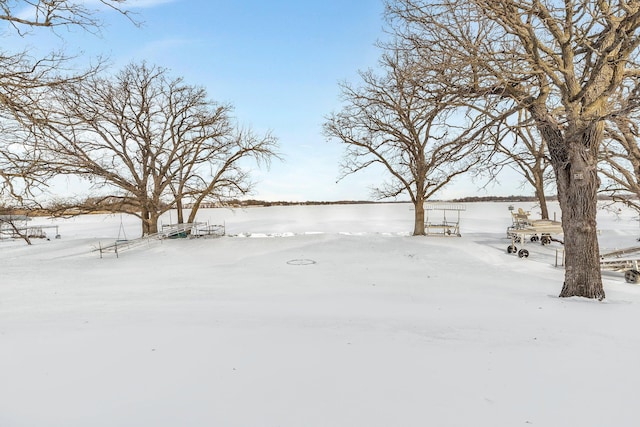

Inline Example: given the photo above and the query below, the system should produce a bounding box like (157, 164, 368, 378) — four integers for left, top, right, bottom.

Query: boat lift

(424, 203, 465, 236)
(599, 246, 640, 283)
(506, 208, 563, 258)
(556, 246, 640, 284)
(0, 215, 60, 240)
(96, 221, 225, 258)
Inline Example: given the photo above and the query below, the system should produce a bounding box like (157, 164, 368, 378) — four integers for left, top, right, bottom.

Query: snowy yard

(2, 202, 640, 426)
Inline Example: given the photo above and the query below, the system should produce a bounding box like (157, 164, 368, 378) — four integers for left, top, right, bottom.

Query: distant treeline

(235, 196, 550, 205)
(3, 194, 635, 217)
(449, 194, 636, 203)
(234, 194, 634, 206)
(233, 196, 545, 206)
(449, 195, 557, 203)
(227, 199, 384, 207)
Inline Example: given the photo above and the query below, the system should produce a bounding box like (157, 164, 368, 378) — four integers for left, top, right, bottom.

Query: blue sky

(6, 0, 523, 201)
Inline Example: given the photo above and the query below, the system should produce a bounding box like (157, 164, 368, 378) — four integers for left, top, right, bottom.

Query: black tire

(507, 245, 517, 254)
(625, 270, 640, 284)
(518, 249, 530, 258)
(541, 235, 551, 245)
(530, 235, 539, 242)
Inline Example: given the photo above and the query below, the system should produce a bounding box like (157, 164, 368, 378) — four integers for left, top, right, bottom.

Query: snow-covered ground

(2, 201, 640, 427)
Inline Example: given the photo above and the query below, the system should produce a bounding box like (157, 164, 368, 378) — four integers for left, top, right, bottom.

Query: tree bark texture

(140, 207, 159, 235)
(176, 198, 184, 224)
(413, 195, 426, 236)
(544, 123, 604, 299)
(533, 181, 549, 220)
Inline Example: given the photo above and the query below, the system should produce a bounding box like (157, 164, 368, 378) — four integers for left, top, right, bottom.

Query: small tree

(325, 50, 482, 235)
(183, 126, 278, 225)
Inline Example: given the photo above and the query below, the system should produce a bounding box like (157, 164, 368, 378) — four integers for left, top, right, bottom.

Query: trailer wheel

(530, 235, 539, 242)
(541, 235, 552, 245)
(507, 245, 517, 254)
(625, 270, 640, 284)
(518, 249, 530, 258)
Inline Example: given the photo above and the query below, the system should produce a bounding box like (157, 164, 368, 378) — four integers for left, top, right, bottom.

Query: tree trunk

(141, 207, 151, 235)
(552, 132, 604, 300)
(531, 105, 605, 299)
(148, 212, 159, 235)
(534, 182, 549, 220)
(141, 207, 159, 235)
(413, 195, 425, 236)
(176, 197, 184, 224)
(187, 199, 202, 223)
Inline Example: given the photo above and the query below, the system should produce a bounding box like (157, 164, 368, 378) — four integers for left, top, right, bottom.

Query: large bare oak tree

(32, 62, 278, 235)
(387, 0, 640, 299)
(325, 50, 483, 235)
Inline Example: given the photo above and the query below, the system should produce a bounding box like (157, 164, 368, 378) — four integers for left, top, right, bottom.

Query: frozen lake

(2, 201, 640, 427)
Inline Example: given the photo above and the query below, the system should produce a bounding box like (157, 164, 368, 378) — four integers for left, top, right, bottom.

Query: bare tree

(600, 116, 640, 210)
(484, 110, 555, 219)
(183, 126, 278, 225)
(0, 0, 134, 212)
(32, 62, 278, 236)
(325, 49, 483, 235)
(387, 0, 640, 300)
(597, 78, 640, 209)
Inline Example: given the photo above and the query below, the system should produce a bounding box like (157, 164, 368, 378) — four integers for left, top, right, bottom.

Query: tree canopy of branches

(0, 0, 133, 209)
(1, 0, 133, 33)
(600, 114, 640, 209)
(485, 111, 555, 219)
(386, 0, 640, 300)
(31, 62, 278, 235)
(325, 50, 484, 235)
